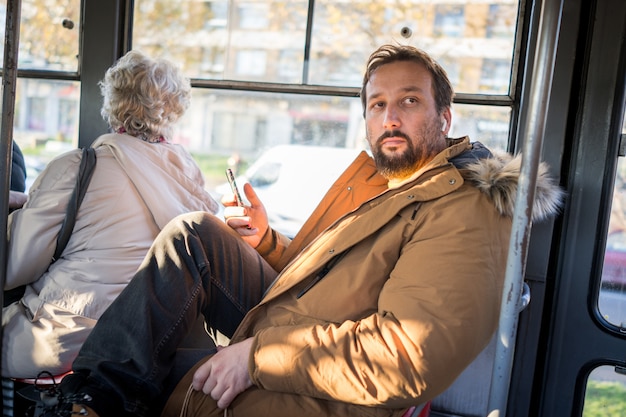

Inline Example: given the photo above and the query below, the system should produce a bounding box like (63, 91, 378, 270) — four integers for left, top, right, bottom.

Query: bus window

(131, 0, 520, 95)
(450, 103, 511, 152)
(132, 0, 309, 83)
(599, 105, 626, 328)
(582, 365, 626, 417)
(0, 0, 80, 71)
(0, 0, 81, 189)
(172, 88, 363, 183)
(11, 78, 80, 190)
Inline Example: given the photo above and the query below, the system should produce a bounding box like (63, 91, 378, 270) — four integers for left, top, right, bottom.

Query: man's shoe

(72, 404, 100, 416)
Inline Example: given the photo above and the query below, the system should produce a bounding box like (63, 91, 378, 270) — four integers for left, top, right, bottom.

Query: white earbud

(441, 118, 448, 131)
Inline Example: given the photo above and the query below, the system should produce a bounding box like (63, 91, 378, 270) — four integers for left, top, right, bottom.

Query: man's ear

(441, 108, 452, 135)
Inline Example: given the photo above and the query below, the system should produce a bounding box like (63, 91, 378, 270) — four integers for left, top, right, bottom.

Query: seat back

(429, 334, 497, 417)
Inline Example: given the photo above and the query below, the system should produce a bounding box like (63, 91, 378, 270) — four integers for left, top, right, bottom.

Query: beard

(370, 118, 443, 180)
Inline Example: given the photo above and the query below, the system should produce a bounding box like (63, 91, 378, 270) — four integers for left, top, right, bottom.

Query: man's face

(364, 60, 451, 180)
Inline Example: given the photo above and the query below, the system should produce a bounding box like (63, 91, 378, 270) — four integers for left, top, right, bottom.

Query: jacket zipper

(297, 249, 349, 299)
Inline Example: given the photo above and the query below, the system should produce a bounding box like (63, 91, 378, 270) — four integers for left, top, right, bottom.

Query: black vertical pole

(0, 0, 22, 365)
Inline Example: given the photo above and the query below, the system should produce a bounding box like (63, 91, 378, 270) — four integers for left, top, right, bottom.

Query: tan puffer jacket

(163, 137, 563, 417)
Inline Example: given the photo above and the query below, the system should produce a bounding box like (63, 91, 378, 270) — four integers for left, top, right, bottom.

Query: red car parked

(602, 231, 626, 290)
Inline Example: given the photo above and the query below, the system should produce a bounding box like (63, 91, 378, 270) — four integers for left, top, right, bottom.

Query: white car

(217, 144, 365, 237)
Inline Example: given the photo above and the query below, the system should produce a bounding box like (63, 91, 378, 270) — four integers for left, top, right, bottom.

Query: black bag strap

(51, 147, 97, 264)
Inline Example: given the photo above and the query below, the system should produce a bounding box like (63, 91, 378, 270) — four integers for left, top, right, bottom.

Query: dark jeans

(69, 212, 278, 416)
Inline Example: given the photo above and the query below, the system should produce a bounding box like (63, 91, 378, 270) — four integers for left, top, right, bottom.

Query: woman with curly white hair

(2, 50, 219, 379)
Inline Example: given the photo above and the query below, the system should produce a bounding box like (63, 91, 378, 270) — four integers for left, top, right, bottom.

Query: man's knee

(166, 212, 225, 236)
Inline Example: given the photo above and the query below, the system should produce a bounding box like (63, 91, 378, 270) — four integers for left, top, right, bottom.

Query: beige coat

(163, 137, 563, 417)
(3, 133, 218, 378)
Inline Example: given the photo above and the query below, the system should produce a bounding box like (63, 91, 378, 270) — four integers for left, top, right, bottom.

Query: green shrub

(583, 380, 626, 417)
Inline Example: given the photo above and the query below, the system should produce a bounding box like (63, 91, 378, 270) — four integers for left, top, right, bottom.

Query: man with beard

(50, 44, 563, 417)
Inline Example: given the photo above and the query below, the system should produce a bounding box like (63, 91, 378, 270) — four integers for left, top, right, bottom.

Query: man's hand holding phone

(223, 169, 269, 248)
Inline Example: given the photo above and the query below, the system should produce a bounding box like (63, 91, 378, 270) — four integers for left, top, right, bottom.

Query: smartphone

(226, 168, 244, 207)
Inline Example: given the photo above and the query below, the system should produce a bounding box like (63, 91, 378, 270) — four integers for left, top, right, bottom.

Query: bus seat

(429, 333, 497, 417)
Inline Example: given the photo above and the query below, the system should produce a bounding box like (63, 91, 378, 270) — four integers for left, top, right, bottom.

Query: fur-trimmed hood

(453, 143, 564, 222)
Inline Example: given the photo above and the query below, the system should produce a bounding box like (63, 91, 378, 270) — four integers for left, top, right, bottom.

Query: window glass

(0, 0, 80, 71)
(487, 4, 517, 39)
(439, 57, 461, 87)
(235, 50, 267, 77)
(452, 104, 511, 152)
(433, 4, 465, 38)
(173, 88, 365, 171)
(599, 105, 626, 328)
(480, 59, 512, 93)
(133, 0, 520, 95)
(583, 365, 626, 417)
(132, 0, 308, 82)
(307, 0, 518, 94)
(10, 79, 80, 190)
(278, 50, 302, 82)
(238, 2, 269, 29)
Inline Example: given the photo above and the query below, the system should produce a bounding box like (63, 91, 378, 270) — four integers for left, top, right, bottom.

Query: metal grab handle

(518, 282, 532, 313)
